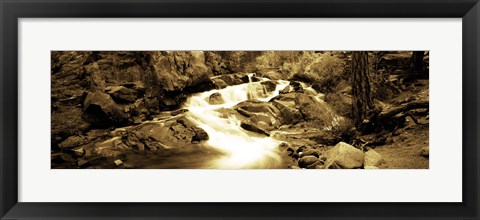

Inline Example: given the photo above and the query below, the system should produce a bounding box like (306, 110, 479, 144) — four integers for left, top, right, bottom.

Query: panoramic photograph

(51, 51, 429, 169)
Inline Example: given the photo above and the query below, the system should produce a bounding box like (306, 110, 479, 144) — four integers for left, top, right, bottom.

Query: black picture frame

(1, 0, 479, 219)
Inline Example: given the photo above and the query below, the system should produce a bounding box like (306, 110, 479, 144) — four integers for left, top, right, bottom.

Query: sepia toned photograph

(51, 51, 429, 169)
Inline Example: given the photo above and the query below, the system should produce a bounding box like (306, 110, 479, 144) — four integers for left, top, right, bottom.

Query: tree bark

(410, 51, 425, 71)
(351, 52, 374, 130)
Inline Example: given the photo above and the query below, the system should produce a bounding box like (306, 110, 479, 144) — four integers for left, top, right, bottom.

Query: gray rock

(280, 85, 292, 94)
(272, 99, 303, 125)
(364, 149, 386, 167)
(240, 118, 271, 136)
(105, 85, 139, 103)
(289, 81, 304, 92)
(58, 135, 88, 149)
(208, 92, 224, 105)
(247, 83, 270, 100)
(420, 146, 429, 157)
(125, 116, 210, 150)
(260, 81, 277, 92)
(323, 142, 364, 169)
(71, 147, 85, 157)
(211, 78, 229, 89)
(83, 91, 129, 126)
(275, 93, 343, 130)
(114, 159, 124, 166)
(299, 149, 320, 158)
(298, 156, 319, 168)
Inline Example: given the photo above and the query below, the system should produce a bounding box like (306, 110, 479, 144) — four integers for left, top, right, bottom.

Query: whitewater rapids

(183, 77, 290, 169)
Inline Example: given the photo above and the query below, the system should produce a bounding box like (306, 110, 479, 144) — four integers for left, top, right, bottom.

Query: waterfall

(184, 76, 290, 169)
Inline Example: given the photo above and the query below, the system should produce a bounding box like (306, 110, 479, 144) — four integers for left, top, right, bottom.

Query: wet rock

(323, 142, 364, 169)
(240, 118, 271, 136)
(299, 149, 320, 158)
(70, 147, 85, 157)
(126, 116, 210, 150)
(208, 92, 224, 105)
(272, 99, 303, 125)
(364, 149, 386, 168)
(298, 155, 319, 168)
(77, 159, 89, 167)
(235, 100, 281, 124)
(114, 159, 124, 166)
(192, 127, 209, 143)
(218, 74, 243, 86)
(247, 83, 270, 100)
(296, 146, 307, 153)
(92, 137, 130, 157)
(211, 78, 228, 89)
(420, 146, 429, 157)
(122, 81, 146, 93)
(83, 91, 129, 127)
(280, 85, 292, 94)
(51, 153, 76, 164)
(404, 116, 417, 130)
(240, 74, 261, 83)
(153, 51, 212, 92)
(286, 147, 296, 156)
(105, 85, 139, 103)
(290, 81, 304, 92)
(275, 93, 343, 130)
(58, 135, 88, 149)
(260, 81, 277, 92)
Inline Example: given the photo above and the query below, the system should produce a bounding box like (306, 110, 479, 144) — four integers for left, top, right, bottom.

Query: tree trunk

(410, 51, 424, 71)
(351, 52, 374, 130)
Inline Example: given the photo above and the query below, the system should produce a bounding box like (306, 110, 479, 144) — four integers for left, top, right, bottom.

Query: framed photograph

(1, 0, 479, 219)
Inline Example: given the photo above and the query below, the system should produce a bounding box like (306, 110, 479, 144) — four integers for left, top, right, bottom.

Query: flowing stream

(183, 75, 290, 169)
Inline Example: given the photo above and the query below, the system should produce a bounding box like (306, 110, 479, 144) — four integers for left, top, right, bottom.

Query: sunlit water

(184, 76, 290, 169)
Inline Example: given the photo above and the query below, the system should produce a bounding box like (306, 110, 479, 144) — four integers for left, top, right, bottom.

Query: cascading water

(184, 75, 290, 169)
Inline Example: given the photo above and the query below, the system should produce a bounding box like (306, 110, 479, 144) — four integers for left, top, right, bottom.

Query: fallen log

(379, 100, 429, 120)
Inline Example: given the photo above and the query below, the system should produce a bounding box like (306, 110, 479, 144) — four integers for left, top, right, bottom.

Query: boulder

(240, 74, 261, 83)
(211, 78, 229, 89)
(105, 85, 139, 103)
(299, 149, 320, 158)
(83, 91, 129, 126)
(298, 156, 319, 168)
(152, 51, 212, 92)
(218, 74, 243, 86)
(125, 116, 209, 150)
(364, 149, 386, 168)
(234, 100, 283, 134)
(240, 116, 273, 136)
(91, 137, 130, 158)
(235, 100, 281, 120)
(290, 81, 304, 92)
(272, 99, 303, 125)
(260, 81, 277, 92)
(275, 93, 343, 130)
(247, 83, 270, 100)
(323, 142, 364, 169)
(122, 81, 146, 93)
(58, 135, 88, 149)
(208, 92, 224, 105)
(419, 146, 429, 157)
(280, 85, 292, 94)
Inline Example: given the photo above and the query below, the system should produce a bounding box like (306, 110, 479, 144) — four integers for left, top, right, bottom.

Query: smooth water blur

(184, 77, 290, 169)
